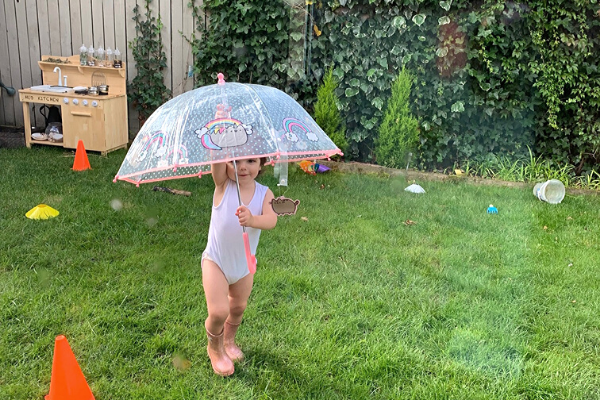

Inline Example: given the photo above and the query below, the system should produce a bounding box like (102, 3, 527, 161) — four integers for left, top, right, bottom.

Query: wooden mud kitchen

(19, 55, 128, 155)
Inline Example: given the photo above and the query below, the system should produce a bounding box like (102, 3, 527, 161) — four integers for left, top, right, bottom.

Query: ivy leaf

(378, 57, 388, 69)
(290, 32, 303, 41)
(479, 82, 491, 92)
(468, 12, 478, 24)
(371, 97, 384, 110)
(324, 11, 335, 23)
(345, 87, 359, 97)
(451, 101, 465, 112)
(360, 82, 373, 95)
(436, 47, 448, 57)
(412, 14, 426, 27)
(391, 45, 403, 55)
(439, 0, 452, 11)
(349, 78, 360, 87)
(392, 16, 406, 30)
(438, 16, 450, 26)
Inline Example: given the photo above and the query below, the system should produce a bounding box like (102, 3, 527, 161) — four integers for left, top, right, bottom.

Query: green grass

(1, 146, 600, 399)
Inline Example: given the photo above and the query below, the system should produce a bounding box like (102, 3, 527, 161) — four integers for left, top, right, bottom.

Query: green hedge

(190, 0, 600, 173)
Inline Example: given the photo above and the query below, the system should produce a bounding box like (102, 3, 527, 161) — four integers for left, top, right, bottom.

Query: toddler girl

(202, 157, 277, 376)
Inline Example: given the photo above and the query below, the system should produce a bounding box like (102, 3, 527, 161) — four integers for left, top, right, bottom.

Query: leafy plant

(188, 0, 319, 107)
(184, 0, 599, 174)
(128, 0, 171, 124)
(375, 67, 419, 169)
(314, 67, 347, 156)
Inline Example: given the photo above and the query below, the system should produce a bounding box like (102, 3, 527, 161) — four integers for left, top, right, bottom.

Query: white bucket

(533, 179, 565, 204)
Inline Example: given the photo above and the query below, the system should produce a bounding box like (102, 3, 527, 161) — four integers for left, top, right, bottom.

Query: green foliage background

(376, 67, 419, 169)
(128, 0, 171, 122)
(314, 67, 348, 155)
(188, 0, 600, 173)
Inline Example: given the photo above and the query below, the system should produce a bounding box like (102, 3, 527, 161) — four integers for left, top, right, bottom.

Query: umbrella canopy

(115, 74, 342, 185)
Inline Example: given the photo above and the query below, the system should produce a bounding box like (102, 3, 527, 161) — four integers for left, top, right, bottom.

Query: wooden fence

(0, 0, 201, 134)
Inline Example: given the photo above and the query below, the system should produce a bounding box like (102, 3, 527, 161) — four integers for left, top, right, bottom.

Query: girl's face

(226, 158, 262, 182)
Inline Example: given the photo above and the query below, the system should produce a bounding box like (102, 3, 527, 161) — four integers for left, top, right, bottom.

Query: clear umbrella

(115, 74, 341, 185)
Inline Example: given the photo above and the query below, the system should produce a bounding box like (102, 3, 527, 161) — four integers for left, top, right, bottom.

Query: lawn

(1, 146, 599, 399)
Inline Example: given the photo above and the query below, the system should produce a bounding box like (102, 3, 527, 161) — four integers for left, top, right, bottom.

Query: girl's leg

(227, 272, 254, 324)
(202, 259, 234, 376)
(224, 272, 254, 361)
(202, 259, 230, 333)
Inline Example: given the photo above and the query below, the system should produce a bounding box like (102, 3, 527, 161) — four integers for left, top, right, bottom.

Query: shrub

(128, 0, 171, 125)
(376, 67, 419, 169)
(314, 67, 347, 156)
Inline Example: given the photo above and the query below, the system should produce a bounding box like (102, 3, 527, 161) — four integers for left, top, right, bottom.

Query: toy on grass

(487, 204, 498, 214)
(26, 204, 59, 220)
(405, 184, 426, 194)
(298, 160, 330, 175)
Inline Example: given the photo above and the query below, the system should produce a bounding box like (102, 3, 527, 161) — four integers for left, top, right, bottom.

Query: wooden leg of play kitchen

(23, 101, 32, 148)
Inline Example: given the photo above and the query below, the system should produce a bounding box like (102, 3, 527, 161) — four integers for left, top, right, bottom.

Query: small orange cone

(46, 335, 95, 400)
(72, 140, 91, 171)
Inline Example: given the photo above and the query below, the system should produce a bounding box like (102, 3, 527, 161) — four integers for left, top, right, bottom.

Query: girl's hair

(257, 157, 268, 176)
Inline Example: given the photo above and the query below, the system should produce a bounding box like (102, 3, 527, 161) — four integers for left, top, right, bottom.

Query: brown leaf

(543, 226, 548, 230)
(404, 219, 416, 226)
(301, 217, 308, 222)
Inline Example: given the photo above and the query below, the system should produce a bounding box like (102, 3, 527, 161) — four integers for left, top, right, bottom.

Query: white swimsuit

(203, 179, 268, 284)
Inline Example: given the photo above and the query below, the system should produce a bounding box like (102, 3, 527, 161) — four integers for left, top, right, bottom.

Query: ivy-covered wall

(191, 0, 600, 173)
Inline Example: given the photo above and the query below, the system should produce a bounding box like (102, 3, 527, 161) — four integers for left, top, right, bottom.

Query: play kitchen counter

(18, 55, 128, 156)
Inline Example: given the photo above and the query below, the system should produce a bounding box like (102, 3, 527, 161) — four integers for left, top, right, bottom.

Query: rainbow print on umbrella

(282, 118, 319, 143)
(126, 130, 168, 165)
(167, 145, 190, 165)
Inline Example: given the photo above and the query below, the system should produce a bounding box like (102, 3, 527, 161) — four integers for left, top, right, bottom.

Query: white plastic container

(533, 179, 565, 204)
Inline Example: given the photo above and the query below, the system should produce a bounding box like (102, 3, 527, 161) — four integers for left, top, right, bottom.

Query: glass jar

(87, 45, 95, 66)
(97, 46, 105, 67)
(113, 48, 122, 68)
(79, 44, 88, 66)
(106, 48, 113, 66)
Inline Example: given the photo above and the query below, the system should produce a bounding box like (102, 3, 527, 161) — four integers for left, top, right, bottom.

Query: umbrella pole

(233, 160, 257, 274)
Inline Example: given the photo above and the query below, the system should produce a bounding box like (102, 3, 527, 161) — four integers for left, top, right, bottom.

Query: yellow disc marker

(26, 204, 60, 220)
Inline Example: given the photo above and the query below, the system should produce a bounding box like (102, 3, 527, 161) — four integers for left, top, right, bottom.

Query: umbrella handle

(243, 232, 257, 274)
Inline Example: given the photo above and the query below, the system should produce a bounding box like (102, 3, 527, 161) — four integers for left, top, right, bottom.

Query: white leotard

(203, 179, 268, 284)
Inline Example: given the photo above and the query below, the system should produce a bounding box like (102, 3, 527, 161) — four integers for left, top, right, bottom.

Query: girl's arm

(236, 189, 278, 230)
(211, 161, 228, 188)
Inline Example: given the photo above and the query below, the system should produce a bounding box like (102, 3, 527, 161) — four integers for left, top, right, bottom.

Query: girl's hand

(236, 206, 254, 227)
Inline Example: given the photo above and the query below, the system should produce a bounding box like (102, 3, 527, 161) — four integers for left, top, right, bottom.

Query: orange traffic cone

(46, 335, 95, 400)
(72, 140, 91, 171)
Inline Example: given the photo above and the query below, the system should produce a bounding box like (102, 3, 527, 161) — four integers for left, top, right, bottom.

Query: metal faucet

(53, 66, 62, 86)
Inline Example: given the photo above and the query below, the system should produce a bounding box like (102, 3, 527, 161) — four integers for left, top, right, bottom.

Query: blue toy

(487, 204, 498, 214)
